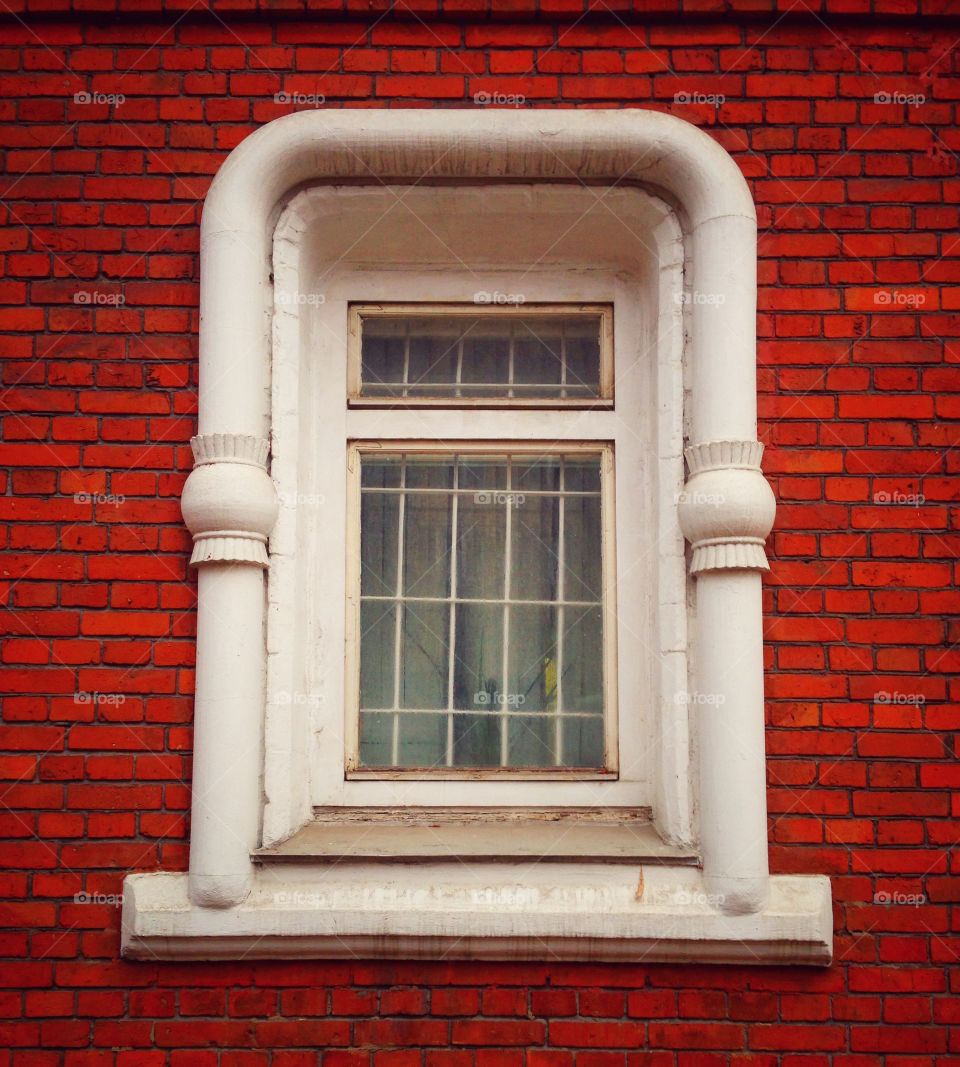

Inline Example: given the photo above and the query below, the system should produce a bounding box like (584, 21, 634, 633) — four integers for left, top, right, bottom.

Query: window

(126, 110, 831, 966)
(349, 303, 613, 405)
(348, 443, 615, 776)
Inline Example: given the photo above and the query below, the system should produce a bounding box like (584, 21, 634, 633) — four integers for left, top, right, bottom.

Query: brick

(355, 1020, 448, 1046)
(648, 1023, 744, 1050)
(452, 1020, 544, 1045)
(549, 1022, 646, 1048)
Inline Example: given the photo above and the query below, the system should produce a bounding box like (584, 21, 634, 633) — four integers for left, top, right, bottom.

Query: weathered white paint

(122, 867, 833, 965)
(677, 439, 777, 914)
(253, 810, 690, 864)
(185, 565, 268, 907)
(181, 433, 277, 568)
(180, 432, 278, 907)
(122, 108, 833, 960)
(196, 109, 756, 443)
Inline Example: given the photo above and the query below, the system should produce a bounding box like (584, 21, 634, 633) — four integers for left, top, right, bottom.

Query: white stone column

(181, 434, 278, 907)
(678, 441, 776, 915)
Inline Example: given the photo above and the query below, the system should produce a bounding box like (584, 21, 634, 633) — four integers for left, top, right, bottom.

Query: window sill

(254, 809, 694, 866)
(121, 864, 831, 965)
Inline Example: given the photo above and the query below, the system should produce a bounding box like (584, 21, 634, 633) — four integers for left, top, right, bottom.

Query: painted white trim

(122, 109, 832, 962)
(194, 109, 757, 442)
(122, 868, 832, 965)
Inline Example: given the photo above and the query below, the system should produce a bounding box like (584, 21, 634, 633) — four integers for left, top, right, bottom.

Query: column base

(189, 871, 254, 909)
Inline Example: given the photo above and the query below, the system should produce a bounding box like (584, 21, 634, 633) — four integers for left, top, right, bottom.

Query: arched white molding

(198, 109, 757, 444)
(122, 110, 831, 961)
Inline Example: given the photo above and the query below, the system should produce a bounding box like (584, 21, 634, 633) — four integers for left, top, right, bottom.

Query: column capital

(181, 433, 278, 568)
(677, 439, 775, 576)
(191, 432, 270, 468)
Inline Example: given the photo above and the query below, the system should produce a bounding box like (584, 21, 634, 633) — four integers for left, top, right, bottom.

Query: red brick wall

(1, 2, 958, 1061)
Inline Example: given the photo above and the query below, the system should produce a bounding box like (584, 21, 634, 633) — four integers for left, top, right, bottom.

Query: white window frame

(283, 216, 658, 814)
(122, 109, 832, 965)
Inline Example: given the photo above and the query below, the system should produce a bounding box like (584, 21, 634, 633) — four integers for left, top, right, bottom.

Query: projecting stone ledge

(122, 867, 832, 965)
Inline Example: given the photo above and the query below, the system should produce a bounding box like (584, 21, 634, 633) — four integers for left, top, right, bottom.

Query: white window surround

(275, 181, 674, 814)
(121, 109, 832, 965)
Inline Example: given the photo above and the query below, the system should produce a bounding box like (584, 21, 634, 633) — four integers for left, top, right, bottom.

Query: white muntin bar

(500, 460, 513, 768)
(390, 459, 407, 767)
(555, 458, 566, 765)
(182, 108, 770, 914)
(445, 460, 460, 768)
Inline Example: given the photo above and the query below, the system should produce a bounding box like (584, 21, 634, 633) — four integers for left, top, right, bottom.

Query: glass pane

(405, 455, 454, 490)
(508, 604, 558, 712)
(511, 493, 559, 602)
(458, 455, 507, 492)
(564, 454, 602, 492)
(360, 492, 399, 596)
(565, 333, 601, 393)
(397, 712, 447, 768)
(453, 602, 503, 710)
(356, 449, 608, 771)
(457, 494, 505, 600)
(461, 336, 509, 387)
(361, 455, 403, 489)
(563, 606, 603, 713)
(407, 323, 458, 390)
(564, 494, 602, 602)
(403, 493, 452, 598)
(514, 331, 562, 385)
(452, 714, 501, 767)
(358, 309, 605, 400)
(400, 602, 449, 710)
(359, 602, 395, 710)
(359, 711, 394, 766)
(561, 716, 604, 768)
(508, 715, 555, 768)
(361, 334, 405, 395)
(512, 455, 560, 493)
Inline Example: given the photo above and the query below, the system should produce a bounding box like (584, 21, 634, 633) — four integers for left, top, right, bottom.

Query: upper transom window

(348, 303, 613, 407)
